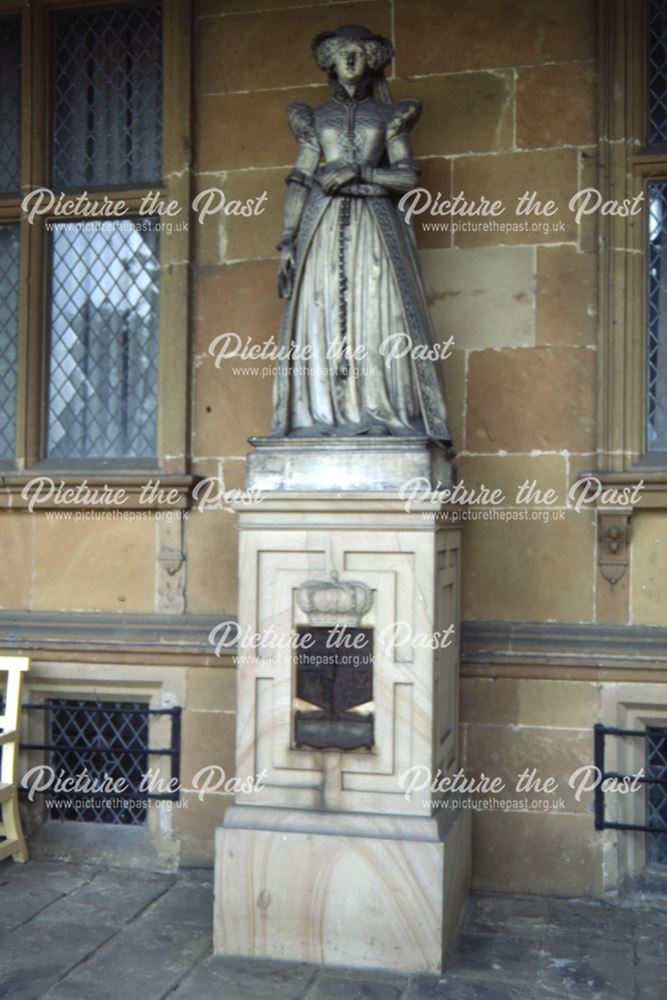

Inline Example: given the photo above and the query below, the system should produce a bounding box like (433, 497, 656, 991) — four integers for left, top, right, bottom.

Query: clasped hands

(317, 160, 364, 194)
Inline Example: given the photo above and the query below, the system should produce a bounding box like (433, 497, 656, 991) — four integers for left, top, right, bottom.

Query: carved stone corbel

(597, 508, 632, 585)
(156, 517, 186, 613)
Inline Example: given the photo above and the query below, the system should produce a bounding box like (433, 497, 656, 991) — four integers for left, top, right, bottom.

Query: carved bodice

(315, 98, 396, 166)
(288, 92, 421, 170)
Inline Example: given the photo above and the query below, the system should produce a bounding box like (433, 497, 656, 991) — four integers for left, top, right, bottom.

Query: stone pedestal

(217, 806, 469, 972)
(214, 483, 470, 973)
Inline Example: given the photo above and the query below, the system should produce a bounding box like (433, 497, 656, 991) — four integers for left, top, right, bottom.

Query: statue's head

(311, 24, 393, 84)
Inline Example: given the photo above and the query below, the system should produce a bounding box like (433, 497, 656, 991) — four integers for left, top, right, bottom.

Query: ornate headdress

(311, 24, 394, 75)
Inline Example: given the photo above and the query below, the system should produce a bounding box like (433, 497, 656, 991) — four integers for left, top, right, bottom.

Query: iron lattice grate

(0, 225, 19, 461)
(46, 218, 160, 460)
(52, 3, 162, 188)
(0, 15, 20, 193)
(648, 0, 667, 146)
(47, 699, 149, 826)
(647, 727, 667, 865)
(648, 181, 667, 451)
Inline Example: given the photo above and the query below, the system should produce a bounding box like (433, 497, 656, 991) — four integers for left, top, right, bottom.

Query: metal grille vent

(46, 218, 160, 460)
(0, 225, 19, 461)
(648, 0, 667, 146)
(52, 3, 162, 188)
(0, 15, 21, 193)
(47, 699, 149, 826)
(648, 181, 667, 451)
(647, 727, 667, 866)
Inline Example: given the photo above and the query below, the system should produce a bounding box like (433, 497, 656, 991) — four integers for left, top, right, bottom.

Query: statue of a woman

(271, 24, 451, 447)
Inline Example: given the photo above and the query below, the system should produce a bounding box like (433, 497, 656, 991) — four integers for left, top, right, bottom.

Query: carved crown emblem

(296, 572, 373, 626)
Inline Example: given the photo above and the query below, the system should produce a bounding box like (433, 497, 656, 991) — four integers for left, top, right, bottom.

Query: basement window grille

(594, 724, 667, 867)
(46, 699, 148, 825)
(19, 699, 181, 827)
(647, 727, 667, 865)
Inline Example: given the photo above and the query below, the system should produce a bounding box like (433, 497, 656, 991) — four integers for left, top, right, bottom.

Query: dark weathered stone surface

(635, 907, 667, 966)
(546, 898, 634, 941)
(0, 918, 115, 999)
(405, 977, 527, 1000)
(536, 930, 635, 999)
(0, 858, 664, 1000)
(170, 955, 317, 1000)
(447, 930, 543, 983)
(134, 881, 213, 928)
(636, 963, 667, 1000)
(42, 923, 211, 1000)
(465, 892, 547, 935)
(34, 867, 174, 927)
(304, 969, 407, 1000)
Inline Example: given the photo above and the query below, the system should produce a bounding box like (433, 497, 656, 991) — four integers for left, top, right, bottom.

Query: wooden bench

(0, 656, 30, 863)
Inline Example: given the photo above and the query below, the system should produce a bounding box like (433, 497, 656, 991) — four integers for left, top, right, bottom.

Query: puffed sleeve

(287, 102, 318, 150)
(278, 103, 320, 253)
(386, 99, 422, 143)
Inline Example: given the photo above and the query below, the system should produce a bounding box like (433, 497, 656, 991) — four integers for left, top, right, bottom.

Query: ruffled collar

(330, 76, 373, 104)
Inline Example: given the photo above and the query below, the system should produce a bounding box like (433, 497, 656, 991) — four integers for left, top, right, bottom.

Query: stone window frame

(0, 0, 193, 502)
(598, 0, 667, 497)
(22, 659, 186, 866)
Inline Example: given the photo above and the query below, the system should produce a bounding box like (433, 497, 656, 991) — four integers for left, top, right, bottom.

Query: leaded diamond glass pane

(648, 0, 667, 146)
(0, 16, 21, 193)
(52, 3, 162, 189)
(648, 182, 667, 451)
(646, 727, 667, 866)
(46, 218, 159, 460)
(47, 700, 149, 826)
(0, 225, 19, 461)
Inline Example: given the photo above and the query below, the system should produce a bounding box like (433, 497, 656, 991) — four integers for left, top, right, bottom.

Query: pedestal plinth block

(216, 806, 470, 972)
(214, 491, 470, 972)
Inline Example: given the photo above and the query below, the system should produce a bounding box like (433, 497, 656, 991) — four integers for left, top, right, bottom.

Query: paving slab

(465, 893, 547, 937)
(636, 963, 667, 1000)
(446, 930, 543, 983)
(536, 930, 635, 1000)
(42, 922, 211, 1000)
(169, 955, 317, 1000)
(33, 868, 175, 928)
(469, 892, 549, 924)
(635, 907, 667, 966)
(133, 881, 213, 928)
(546, 898, 635, 941)
(0, 918, 116, 999)
(304, 969, 407, 1000)
(0, 881, 78, 932)
(2, 859, 664, 1000)
(404, 976, 529, 1000)
(0, 859, 98, 894)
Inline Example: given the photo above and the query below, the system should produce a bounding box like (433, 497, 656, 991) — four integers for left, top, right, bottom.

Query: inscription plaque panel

(294, 626, 373, 750)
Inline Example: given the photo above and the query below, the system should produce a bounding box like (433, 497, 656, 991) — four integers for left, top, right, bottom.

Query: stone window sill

(591, 469, 667, 510)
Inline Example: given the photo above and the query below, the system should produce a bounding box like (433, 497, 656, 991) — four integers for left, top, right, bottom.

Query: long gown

(271, 80, 451, 445)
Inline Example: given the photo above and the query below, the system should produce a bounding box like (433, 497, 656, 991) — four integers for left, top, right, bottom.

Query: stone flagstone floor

(0, 858, 665, 999)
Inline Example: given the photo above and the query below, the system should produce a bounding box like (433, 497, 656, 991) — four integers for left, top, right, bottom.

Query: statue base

(214, 487, 469, 973)
(215, 805, 471, 973)
(246, 435, 455, 492)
